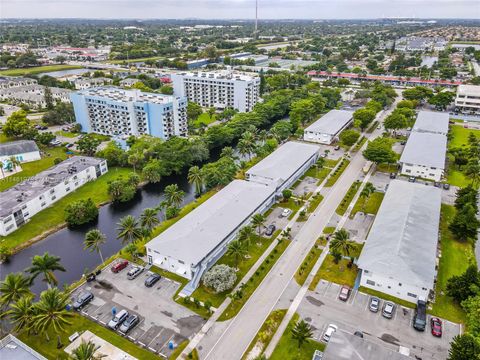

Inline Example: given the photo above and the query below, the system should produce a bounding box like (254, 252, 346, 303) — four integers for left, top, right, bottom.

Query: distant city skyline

(2, 0, 479, 20)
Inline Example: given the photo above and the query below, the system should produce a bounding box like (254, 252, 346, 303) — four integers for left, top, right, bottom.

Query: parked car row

(107, 309, 140, 334)
(110, 260, 162, 287)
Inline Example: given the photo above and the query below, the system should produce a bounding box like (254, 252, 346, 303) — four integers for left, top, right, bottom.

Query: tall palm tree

(156, 200, 169, 219)
(8, 295, 35, 334)
(140, 208, 160, 232)
(227, 240, 247, 268)
(33, 288, 73, 344)
(164, 184, 185, 208)
(26, 253, 66, 289)
(8, 156, 21, 171)
(330, 229, 355, 257)
(188, 166, 204, 196)
(291, 319, 313, 348)
(83, 229, 106, 264)
(70, 339, 105, 360)
(238, 137, 255, 161)
(359, 182, 376, 212)
(117, 215, 142, 244)
(220, 146, 236, 160)
(0, 272, 33, 308)
(238, 225, 255, 247)
(251, 213, 266, 235)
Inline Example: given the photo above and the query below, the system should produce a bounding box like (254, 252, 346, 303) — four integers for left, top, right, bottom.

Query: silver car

(382, 301, 396, 319)
(108, 309, 129, 329)
(369, 297, 380, 313)
(127, 266, 144, 280)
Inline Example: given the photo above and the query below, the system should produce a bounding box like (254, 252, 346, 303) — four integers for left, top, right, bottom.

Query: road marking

(147, 328, 165, 349)
(138, 341, 146, 347)
(159, 334, 175, 353)
(148, 347, 157, 352)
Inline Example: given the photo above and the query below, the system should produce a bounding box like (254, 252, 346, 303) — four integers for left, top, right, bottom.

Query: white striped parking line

(148, 347, 157, 352)
(138, 341, 146, 347)
(147, 328, 165, 349)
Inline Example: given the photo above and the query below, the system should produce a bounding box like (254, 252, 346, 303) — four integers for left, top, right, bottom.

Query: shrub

(53, 157, 63, 165)
(202, 264, 237, 293)
(64, 198, 98, 226)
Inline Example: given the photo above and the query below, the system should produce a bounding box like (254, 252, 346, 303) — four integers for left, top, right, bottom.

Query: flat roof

(323, 331, 410, 360)
(457, 84, 480, 96)
(146, 180, 275, 267)
(74, 87, 180, 104)
(245, 141, 320, 187)
(0, 140, 39, 157)
(399, 132, 447, 169)
(357, 180, 441, 290)
(173, 71, 258, 82)
(0, 334, 47, 360)
(413, 111, 449, 134)
(0, 156, 104, 218)
(304, 110, 354, 136)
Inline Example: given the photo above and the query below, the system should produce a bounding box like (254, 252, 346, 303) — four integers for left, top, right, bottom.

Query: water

(39, 68, 90, 78)
(0, 174, 195, 295)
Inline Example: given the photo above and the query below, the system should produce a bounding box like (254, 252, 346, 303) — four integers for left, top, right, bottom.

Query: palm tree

(258, 129, 268, 144)
(8, 156, 21, 171)
(238, 132, 256, 160)
(359, 182, 376, 212)
(156, 200, 169, 219)
(124, 243, 138, 260)
(8, 295, 35, 334)
(164, 184, 185, 208)
(291, 319, 313, 348)
(70, 339, 105, 360)
(33, 288, 73, 344)
(238, 225, 255, 247)
(0, 162, 4, 178)
(220, 146, 236, 160)
(117, 215, 142, 244)
(26, 253, 66, 289)
(188, 166, 204, 196)
(140, 208, 159, 232)
(83, 230, 106, 264)
(227, 240, 247, 268)
(127, 153, 142, 173)
(0, 272, 33, 308)
(330, 229, 355, 257)
(251, 213, 266, 235)
(282, 227, 292, 240)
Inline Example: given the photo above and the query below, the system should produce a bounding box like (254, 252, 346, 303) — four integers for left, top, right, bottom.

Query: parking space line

(147, 328, 165, 349)
(158, 334, 175, 355)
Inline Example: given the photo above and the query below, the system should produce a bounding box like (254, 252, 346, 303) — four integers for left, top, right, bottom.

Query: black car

(443, 183, 450, 190)
(119, 314, 139, 333)
(73, 291, 94, 310)
(265, 224, 276, 236)
(389, 173, 396, 179)
(144, 273, 161, 287)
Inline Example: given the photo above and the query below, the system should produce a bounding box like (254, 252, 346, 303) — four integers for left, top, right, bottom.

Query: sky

(1, 0, 479, 20)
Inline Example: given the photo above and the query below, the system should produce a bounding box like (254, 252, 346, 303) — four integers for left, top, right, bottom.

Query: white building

(245, 141, 320, 194)
(74, 77, 112, 90)
(70, 87, 188, 139)
(399, 132, 447, 181)
(303, 110, 354, 144)
(0, 140, 41, 167)
(171, 71, 260, 112)
(412, 111, 449, 136)
(0, 85, 71, 109)
(455, 84, 480, 115)
(357, 180, 441, 303)
(0, 156, 108, 236)
(0, 76, 37, 89)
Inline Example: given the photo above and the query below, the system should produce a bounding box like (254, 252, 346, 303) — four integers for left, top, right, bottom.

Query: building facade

(0, 140, 41, 167)
(0, 85, 70, 109)
(171, 71, 260, 112)
(455, 84, 480, 115)
(0, 156, 108, 236)
(70, 87, 188, 139)
(304, 110, 354, 144)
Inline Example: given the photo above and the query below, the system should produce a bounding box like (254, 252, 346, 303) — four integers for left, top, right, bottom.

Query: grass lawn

(269, 313, 325, 360)
(295, 241, 323, 286)
(366, 121, 379, 133)
(307, 194, 324, 213)
(309, 255, 358, 290)
(376, 163, 398, 173)
(0, 64, 82, 76)
(55, 130, 79, 138)
(193, 113, 217, 128)
(449, 125, 480, 148)
(0, 133, 10, 143)
(0, 147, 70, 191)
(169, 340, 189, 359)
(350, 192, 384, 218)
(242, 309, 288, 360)
(323, 226, 335, 234)
(358, 286, 415, 309)
(335, 180, 361, 215)
(429, 205, 476, 323)
(218, 239, 290, 321)
(324, 159, 350, 187)
(352, 136, 367, 152)
(446, 168, 471, 188)
(276, 198, 304, 214)
(0, 167, 132, 251)
(18, 313, 158, 360)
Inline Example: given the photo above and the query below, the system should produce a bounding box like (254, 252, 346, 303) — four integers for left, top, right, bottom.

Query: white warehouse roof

(245, 141, 320, 187)
(357, 180, 441, 290)
(399, 132, 447, 169)
(304, 110, 353, 135)
(146, 180, 275, 267)
(413, 111, 449, 135)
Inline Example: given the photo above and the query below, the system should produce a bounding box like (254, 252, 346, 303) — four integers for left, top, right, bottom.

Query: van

(108, 309, 129, 329)
(413, 298, 427, 331)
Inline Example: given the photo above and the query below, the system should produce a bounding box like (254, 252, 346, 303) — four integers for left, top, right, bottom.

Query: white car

(281, 208, 292, 217)
(108, 309, 129, 329)
(322, 324, 338, 342)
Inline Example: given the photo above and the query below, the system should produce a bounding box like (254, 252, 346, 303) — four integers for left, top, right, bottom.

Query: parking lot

(299, 280, 460, 359)
(71, 260, 205, 358)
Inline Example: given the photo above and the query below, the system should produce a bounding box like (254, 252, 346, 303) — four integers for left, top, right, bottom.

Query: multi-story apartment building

(0, 156, 108, 236)
(0, 76, 37, 89)
(70, 87, 188, 139)
(171, 71, 260, 112)
(455, 84, 480, 115)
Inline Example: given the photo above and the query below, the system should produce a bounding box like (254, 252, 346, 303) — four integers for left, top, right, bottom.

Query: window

(178, 260, 185, 264)
(366, 280, 375, 286)
(407, 293, 417, 298)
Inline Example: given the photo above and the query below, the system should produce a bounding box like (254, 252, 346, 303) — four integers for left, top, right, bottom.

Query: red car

(339, 286, 351, 301)
(111, 260, 129, 273)
(430, 317, 442, 337)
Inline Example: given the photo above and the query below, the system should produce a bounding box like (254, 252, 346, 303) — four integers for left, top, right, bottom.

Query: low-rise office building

(455, 84, 480, 114)
(70, 87, 188, 139)
(0, 156, 108, 236)
(357, 180, 441, 302)
(245, 141, 320, 193)
(171, 71, 260, 112)
(399, 132, 447, 181)
(303, 110, 354, 144)
(0, 140, 41, 167)
(412, 111, 449, 136)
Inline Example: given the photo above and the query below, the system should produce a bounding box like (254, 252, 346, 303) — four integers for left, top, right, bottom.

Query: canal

(0, 174, 196, 295)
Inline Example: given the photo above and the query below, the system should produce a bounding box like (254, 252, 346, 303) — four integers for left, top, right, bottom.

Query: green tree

(64, 198, 98, 226)
(353, 108, 376, 130)
(188, 166, 204, 196)
(465, 160, 480, 186)
(291, 319, 313, 348)
(0, 272, 33, 308)
(448, 334, 480, 360)
(164, 184, 185, 208)
(290, 98, 316, 128)
(76, 134, 101, 156)
(282, 189, 293, 201)
(339, 129, 360, 146)
(446, 265, 480, 302)
(428, 91, 455, 111)
(44, 86, 54, 110)
(69, 339, 103, 360)
(363, 137, 397, 164)
(251, 213, 266, 235)
(83, 229, 106, 264)
(238, 225, 255, 247)
(142, 160, 162, 183)
(187, 101, 203, 122)
(140, 208, 159, 232)
(3, 110, 35, 139)
(227, 240, 248, 268)
(107, 177, 138, 203)
(8, 295, 36, 334)
(117, 215, 142, 244)
(330, 229, 354, 257)
(384, 112, 407, 132)
(359, 182, 376, 212)
(448, 204, 480, 241)
(462, 295, 480, 336)
(26, 253, 66, 288)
